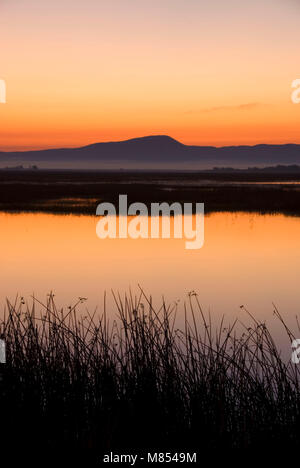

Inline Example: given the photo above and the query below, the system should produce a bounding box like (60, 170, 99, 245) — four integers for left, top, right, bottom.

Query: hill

(1, 135, 300, 169)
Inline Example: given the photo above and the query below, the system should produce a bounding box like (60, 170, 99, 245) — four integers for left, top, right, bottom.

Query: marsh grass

(1, 290, 300, 461)
(3, 170, 300, 216)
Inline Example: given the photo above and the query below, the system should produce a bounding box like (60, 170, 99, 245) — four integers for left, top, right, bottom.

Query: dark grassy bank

(1, 169, 300, 215)
(1, 292, 300, 464)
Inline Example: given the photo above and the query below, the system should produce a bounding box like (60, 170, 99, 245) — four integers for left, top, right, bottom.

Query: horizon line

(1, 135, 300, 153)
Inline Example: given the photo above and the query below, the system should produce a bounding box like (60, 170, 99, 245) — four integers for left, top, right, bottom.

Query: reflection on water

(1, 211, 300, 349)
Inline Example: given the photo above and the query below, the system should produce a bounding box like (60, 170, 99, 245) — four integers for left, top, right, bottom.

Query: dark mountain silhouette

(1, 135, 300, 169)
(209, 164, 300, 173)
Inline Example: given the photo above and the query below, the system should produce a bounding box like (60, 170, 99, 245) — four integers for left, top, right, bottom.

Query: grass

(1, 290, 300, 463)
(2, 169, 300, 215)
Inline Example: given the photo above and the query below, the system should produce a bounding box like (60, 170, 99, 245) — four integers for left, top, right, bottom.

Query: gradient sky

(0, 0, 300, 150)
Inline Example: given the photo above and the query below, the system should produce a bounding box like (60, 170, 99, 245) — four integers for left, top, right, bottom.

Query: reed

(0, 290, 300, 461)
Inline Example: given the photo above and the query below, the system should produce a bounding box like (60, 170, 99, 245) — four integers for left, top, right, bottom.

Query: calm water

(1, 211, 300, 348)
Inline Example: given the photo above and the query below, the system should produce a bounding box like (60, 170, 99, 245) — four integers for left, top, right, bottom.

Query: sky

(0, 0, 300, 150)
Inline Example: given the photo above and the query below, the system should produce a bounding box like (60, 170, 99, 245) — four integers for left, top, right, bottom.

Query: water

(1, 211, 300, 351)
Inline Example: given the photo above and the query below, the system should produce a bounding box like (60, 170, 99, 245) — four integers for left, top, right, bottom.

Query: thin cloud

(185, 102, 261, 114)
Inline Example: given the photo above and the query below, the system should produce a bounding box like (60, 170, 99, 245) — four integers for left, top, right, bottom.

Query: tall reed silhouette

(1, 290, 300, 462)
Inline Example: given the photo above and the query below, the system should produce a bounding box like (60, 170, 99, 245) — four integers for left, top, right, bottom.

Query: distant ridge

(1, 135, 300, 169)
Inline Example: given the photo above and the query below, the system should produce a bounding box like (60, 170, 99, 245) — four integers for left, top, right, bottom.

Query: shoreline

(1, 170, 300, 215)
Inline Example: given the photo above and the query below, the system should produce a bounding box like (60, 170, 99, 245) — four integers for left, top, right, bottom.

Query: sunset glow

(0, 0, 299, 150)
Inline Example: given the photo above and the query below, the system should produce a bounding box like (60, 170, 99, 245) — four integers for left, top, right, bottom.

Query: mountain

(1, 135, 300, 169)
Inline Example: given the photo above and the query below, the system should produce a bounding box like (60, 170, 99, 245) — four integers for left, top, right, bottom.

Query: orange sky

(0, 0, 300, 151)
